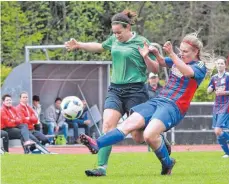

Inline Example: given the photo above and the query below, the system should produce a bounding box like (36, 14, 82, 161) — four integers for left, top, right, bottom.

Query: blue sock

(154, 138, 172, 167)
(221, 132, 229, 142)
(97, 128, 125, 149)
(217, 133, 229, 155)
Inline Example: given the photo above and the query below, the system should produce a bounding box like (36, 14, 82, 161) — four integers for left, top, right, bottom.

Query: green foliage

(2, 152, 229, 184)
(192, 77, 215, 102)
(1, 65, 12, 86)
(1, 1, 229, 102)
(1, 1, 229, 66)
(1, 1, 44, 67)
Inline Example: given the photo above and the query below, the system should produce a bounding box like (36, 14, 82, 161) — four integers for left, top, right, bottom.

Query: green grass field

(1, 152, 229, 184)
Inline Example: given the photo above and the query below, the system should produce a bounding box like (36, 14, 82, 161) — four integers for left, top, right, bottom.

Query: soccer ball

(61, 96, 84, 120)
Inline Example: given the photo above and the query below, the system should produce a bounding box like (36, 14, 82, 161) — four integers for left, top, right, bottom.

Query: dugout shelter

(1, 45, 112, 135)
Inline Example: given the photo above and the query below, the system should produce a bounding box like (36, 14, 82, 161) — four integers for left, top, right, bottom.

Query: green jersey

(102, 32, 156, 84)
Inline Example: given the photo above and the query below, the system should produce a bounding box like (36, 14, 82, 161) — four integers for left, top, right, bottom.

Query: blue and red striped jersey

(208, 72, 229, 114)
(159, 57, 207, 114)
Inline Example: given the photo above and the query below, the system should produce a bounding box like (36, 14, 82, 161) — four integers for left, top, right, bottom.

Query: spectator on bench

(45, 97, 68, 144)
(16, 92, 50, 145)
(1, 94, 35, 153)
(66, 100, 91, 144)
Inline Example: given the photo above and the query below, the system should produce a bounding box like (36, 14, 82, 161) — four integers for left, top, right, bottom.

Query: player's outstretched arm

(65, 38, 104, 53)
(138, 42, 159, 73)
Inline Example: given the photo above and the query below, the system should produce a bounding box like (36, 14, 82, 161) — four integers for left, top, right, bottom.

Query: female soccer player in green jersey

(65, 10, 171, 177)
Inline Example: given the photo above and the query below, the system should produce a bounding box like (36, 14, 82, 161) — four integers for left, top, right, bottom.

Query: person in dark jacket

(146, 72, 163, 99)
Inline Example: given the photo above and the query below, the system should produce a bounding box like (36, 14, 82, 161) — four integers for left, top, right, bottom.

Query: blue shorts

(131, 97, 184, 131)
(212, 113, 229, 129)
(104, 82, 149, 116)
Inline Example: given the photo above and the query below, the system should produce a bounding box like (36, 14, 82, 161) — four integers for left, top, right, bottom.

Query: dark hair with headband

(111, 10, 137, 28)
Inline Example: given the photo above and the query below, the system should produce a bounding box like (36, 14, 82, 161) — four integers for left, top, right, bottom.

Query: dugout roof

(1, 60, 111, 115)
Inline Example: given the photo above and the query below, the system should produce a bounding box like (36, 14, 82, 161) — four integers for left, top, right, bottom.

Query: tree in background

(1, 1, 228, 100)
(1, 1, 228, 66)
(1, 1, 44, 66)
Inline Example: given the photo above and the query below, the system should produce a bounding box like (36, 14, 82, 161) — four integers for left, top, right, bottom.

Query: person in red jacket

(16, 92, 50, 145)
(1, 94, 35, 152)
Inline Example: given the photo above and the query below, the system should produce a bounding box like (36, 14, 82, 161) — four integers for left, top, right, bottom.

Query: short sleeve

(102, 35, 114, 51)
(164, 57, 174, 68)
(190, 61, 207, 83)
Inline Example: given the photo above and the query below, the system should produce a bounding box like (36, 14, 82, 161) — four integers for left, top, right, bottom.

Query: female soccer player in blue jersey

(65, 10, 171, 176)
(207, 57, 229, 158)
(80, 32, 214, 175)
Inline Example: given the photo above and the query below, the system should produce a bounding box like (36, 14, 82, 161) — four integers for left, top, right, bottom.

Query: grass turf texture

(1, 152, 229, 184)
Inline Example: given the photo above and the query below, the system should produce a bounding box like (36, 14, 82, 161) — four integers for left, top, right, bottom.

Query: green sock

(97, 145, 112, 168)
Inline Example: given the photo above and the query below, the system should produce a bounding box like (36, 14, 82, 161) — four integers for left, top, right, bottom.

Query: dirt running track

(8, 144, 222, 154)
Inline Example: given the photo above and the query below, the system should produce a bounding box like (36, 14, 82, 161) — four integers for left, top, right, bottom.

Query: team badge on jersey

(171, 65, 183, 78)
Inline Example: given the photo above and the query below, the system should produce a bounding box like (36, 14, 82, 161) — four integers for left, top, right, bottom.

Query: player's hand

(138, 42, 150, 58)
(149, 45, 160, 56)
(64, 38, 80, 51)
(163, 41, 174, 55)
(84, 120, 91, 125)
(207, 85, 214, 93)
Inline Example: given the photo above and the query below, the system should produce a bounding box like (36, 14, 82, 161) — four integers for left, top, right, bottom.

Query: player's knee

(143, 132, 157, 144)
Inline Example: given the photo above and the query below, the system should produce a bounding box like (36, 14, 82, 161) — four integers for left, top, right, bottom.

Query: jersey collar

(125, 32, 136, 43)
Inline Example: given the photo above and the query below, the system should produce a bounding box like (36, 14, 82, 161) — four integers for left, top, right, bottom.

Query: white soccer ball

(61, 96, 84, 120)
